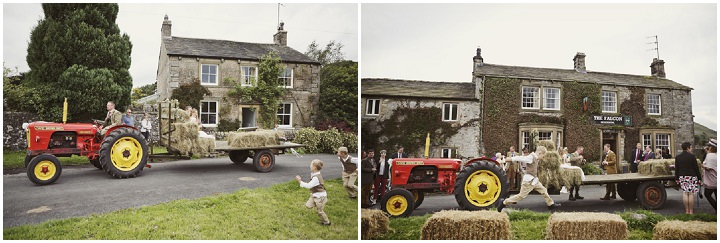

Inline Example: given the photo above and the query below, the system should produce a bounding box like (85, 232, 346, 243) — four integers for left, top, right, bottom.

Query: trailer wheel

(617, 181, 639, 201)
(412, 190, 425, 209)
(253, 150, 274, 172)
(454, 160, 508, 210)
(27, 154, 62, 185)
(381, 188, 415, 217)
(229, 150, 249, 165)
(636, 181, 666, 210)
(99, 127, 148, 178)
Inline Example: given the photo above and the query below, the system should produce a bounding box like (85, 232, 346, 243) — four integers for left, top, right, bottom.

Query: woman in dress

(675, 142, 702, 214)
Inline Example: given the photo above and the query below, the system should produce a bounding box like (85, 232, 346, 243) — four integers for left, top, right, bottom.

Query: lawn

(3, 178, 357, 240)
(4, 146, 171, 170)
(372, 209, 716, 240)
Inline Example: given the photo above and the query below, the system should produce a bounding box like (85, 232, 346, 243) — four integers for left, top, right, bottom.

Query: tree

(131, 82, 157, 102)
(317, 61, 358, 132)
(170, 79, 211, 110)
(3, 65, 35, 112)
(227, 51, 284, 129)
(304, 40, 345, 66)
(25, 3, 132, 121)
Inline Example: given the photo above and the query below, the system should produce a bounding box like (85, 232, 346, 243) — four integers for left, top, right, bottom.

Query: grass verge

(371, 209, 715, 240)
(4, 146, 171, 170)
(3, 178, 357, 240)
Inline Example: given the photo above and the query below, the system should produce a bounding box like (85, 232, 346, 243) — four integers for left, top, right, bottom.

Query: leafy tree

(170, 79, 211, 110)
(131, 82, 157, 102)
(304, 40, 345, 66)
(318, 61, 358, 132)
(227, 51, 284, 129)
(3, 65, 35, 112)
(25, 3, 132, 121)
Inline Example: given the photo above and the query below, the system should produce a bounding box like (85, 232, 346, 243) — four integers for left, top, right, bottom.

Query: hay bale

(539, 151, 563, 189)
(159, 108, 191, 134)
(421, 210, 511, 240)
(653, 220, 716, 240)
(193, 137, 215, 156)
(162, 122, 199, 155)
(227, 130, 282, 148)
(361, 209, 389, 240)
(560, 166, 583, 187)
(538, 140, 556, 151)
(546, 212, 627, 240)
(638, 159, 674, 176)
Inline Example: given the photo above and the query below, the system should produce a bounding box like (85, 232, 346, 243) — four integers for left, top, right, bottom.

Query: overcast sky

(362, 3, 717, 130)
(3, 3, 358, 87)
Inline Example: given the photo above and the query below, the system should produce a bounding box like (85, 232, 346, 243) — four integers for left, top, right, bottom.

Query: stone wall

(3, 112, 38, 150)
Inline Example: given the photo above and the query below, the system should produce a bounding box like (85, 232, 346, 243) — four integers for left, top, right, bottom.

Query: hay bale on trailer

(539, 150, 563, 189)
(227, 130, 283, 148)
(159, 108, 191, 134)
(164, 122, 199, 156)
(421, 210, 512, 240)
(361, 209, 389, 240)
(653, 220, 716, 240)
(560, 166, 583, 187)
(546, 212, 627, 240)
(638, 159, 674, 176)
(538, 140, 556, 151)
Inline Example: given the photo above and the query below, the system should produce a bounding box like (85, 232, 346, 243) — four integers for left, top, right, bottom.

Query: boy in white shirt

(296, 159, 330, 225)
(498, 145, 561, 212)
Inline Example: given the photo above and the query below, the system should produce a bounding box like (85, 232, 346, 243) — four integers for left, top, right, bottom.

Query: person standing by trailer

(676, 142, 702, 214)
(701, 139, 717, 210)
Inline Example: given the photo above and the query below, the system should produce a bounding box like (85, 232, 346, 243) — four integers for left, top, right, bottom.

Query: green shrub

(582, 163, 603, 175)
(294, 127, 357, 154)
(295, 128, 323, 154)
(618, 210, 665, 232)
(217, 119, 240, 132)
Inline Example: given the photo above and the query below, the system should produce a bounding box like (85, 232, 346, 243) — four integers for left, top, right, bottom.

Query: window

(538, 131, 552, 141)
(201, 64, 218, 85)
(277, 103, 292, 127)
(441, 148, 456, 158)
(521, 131, 530, 151)
(518, 124, 564, 151)
(640, 129, 674, 154)
(200, 101, 218, 126)
(278, 67, 293, 88)
(647, 94, 661, 115)
(366, 99, 380, 115)
(442, 103, 458, 121)
(642, 134, 652, 148)
(655, 133, 670, 152)
(543, 87, 560, 110)
(522, 87, 539, 109)
(241, 66, 257, 86)
(602, 91, 617, 113)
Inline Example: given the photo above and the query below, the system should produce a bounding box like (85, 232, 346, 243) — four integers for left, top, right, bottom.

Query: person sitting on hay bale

(564, 146, 586, 201)
(498, 145, 561, 212)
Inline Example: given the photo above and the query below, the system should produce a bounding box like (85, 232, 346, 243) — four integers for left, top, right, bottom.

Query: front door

(242, 108, 256, 128)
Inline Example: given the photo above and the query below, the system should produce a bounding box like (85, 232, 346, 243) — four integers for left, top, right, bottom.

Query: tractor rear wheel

(229, 150, 249, 165)
(27, 154, 62, 185)
(412, 190, 425, 209)
(24, 155, 32, 168)
(99, 127, 148, 179)
(253, 150, 274, 172)
(454, 160, 508, 210)
(381, 188, 415, 217)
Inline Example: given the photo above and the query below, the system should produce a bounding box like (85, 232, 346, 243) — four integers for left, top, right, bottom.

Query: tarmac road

(371, 184, 717, 216)
(3, 153, 353, 228)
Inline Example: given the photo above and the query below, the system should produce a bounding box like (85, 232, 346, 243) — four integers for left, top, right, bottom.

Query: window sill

(202, 124, 218, 128)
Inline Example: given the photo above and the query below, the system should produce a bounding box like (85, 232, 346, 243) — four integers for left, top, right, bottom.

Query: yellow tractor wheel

(454, 160, 508, 210)
(99, 127, 148, 179)
(26, 154, 62, 185)
(380, 188, 415, 217)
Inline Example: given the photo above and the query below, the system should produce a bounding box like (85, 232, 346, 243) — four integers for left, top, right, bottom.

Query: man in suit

(361, 150, 376, 208)
(601, 144, 618, 200)
(373, 150, 391, 202)
(390, 146, 407, 159)
(643, 146, 655, 161)
(629, 143, 644, 173)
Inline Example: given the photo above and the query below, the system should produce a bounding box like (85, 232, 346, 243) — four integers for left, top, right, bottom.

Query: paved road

(3, 153, 352, 228)
(370, 184, 716, 216)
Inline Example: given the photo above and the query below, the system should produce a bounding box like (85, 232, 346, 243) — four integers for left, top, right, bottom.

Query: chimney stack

(573, 52, 586, 73)
(274, 22, 287, 46)
(473, 47, 484, 67)
(650, 58, 666, 78)
(161, 15, 172, 40)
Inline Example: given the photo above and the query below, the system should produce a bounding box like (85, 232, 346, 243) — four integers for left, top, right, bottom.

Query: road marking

(238, 177, 257, 181)
(26, 206, 51, 214)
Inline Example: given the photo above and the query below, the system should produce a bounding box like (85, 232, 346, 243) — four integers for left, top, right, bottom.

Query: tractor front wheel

(229, 150, 249, 165)
(381, 188, 415, 217)
(454, 160, 508, 210)
(99, 127, 148, 178)
(27, 154, 62, 185)
(412, 190, 425, 209)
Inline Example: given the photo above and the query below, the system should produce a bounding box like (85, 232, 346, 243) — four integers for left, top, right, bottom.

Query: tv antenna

(277, 3, 285, 27)
(646, 35, 659, 60)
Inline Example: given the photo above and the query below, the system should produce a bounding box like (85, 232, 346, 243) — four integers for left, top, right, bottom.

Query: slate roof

(475, 64, 692, 90)
(362, 78, 478, 101)
(163, 37, 320, 65)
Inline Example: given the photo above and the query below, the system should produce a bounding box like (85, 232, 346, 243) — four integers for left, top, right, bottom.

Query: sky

(2, 2, 358, 88)
(362, 3, 718, 130)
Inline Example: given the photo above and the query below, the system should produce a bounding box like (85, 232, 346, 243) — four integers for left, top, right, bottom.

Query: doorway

(242, 108, 256, 128)
(601, 131, 618, 160)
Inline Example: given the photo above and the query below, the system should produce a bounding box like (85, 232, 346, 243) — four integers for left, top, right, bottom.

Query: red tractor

(380, 157, 508, 217)
(23, 100, 148, 185)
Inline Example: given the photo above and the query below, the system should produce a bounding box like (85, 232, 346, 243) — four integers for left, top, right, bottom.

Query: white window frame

(640, 129, 675, 154)
(277, 103, 293, 128)
(366, 99, 380, 116)
(200, 64, 218, 86)
(241, 66, 258, 87)
(647, 94, 661, 115)
(278, 67, 293, 88)
(543, 87, 561, 110)
(442, 103, 459, 122)
(441, 148, 456, 158)
(602, 91, 618, 113)
(655, 133, 670, 152)
(521, 131, 530, 151)
(642, 134, 652, 148)
(200, 101, 218, 127)
(521, 86, 540, 109)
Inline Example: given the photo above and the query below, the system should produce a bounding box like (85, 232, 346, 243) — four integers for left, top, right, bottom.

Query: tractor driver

(99, 101, 123, 135)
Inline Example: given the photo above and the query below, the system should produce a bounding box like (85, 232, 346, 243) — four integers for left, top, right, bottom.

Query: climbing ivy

(562, 81, 602, 160)
(227, 51, 285, 129)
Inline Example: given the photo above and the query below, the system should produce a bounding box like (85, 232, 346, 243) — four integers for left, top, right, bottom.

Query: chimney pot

(573, 52, 586, 73)
(473, 47, 484, 67)
(274, 22, 287, 46)
(161, 15, 172, 40)
(650, 58, 666, 78)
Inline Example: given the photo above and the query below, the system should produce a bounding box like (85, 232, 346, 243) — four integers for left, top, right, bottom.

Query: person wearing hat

(336, 147, 358, 198)
(675, 142, 702, 214)
(373, 150, 390, 202)
(702, 139, 717, 210)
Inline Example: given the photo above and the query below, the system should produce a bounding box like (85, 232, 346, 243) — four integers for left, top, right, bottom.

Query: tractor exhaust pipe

(62, 98, 68, 124)
(424, 132, 430, 158)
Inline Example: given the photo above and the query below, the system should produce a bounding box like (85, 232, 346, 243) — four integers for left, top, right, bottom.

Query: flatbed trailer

(214, 141, 305, 172)
(581, 173, 675, 209)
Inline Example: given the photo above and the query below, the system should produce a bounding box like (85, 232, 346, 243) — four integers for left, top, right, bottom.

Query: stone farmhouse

(156, 15, 321, 129)
(362, 48, 694, 164)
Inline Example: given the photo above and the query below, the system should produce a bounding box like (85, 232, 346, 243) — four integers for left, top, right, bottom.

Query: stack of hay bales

(421, 210, 512, 240)
(653, 220, 716, 240)
(159, 108, 190, 134)
(538, 140, 562, 189)
(546, 212, 627, 240)
(227, 130, 283, 148)
(164, 122, 199, 156)
(361, 209, 389, 240)
(193, 137, 216, 156)
(638, 159, 674, 176)
(560, 166, 584, 187)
